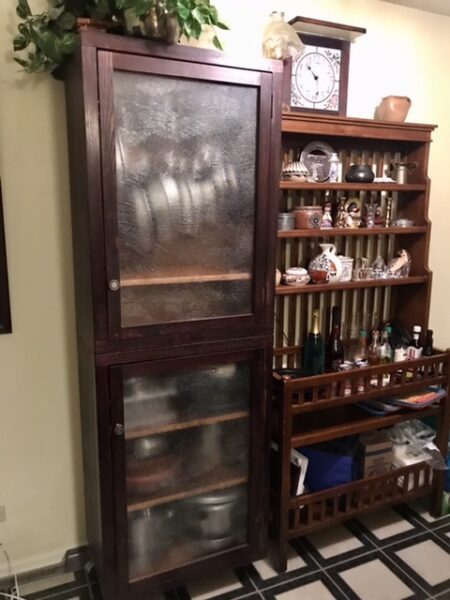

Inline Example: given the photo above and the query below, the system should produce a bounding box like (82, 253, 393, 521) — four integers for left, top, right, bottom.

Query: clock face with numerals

(291, 43, 343, 112)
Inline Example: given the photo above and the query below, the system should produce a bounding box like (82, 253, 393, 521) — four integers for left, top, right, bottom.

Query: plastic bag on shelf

(387, 419, 448, 470)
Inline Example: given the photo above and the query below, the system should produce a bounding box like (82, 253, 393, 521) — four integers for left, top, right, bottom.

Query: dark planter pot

(345, 163, 375, 183)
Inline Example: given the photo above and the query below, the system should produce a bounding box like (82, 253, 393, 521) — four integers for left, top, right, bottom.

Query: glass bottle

(380, 325, 394, 363)
(407, 325, 423, 359)
(368, 330, 381, 365)
(354, 329, 368, 363)
(303, 309, 325, 376)
(262, 12, 304, 60)
(325, 306, 344, 371)
(412, 325, 422, 348)
(423, 329, 433, 356)
(328, 153, 342, 183)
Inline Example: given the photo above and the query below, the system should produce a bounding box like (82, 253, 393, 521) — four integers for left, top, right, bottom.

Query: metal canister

(278, 212, 295, 231)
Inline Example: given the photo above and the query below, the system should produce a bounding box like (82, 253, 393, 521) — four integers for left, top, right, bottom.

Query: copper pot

(293, 206, 323, 229)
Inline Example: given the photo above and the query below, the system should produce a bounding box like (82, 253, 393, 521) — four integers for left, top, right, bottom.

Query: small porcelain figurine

(335, 197, 348, 228)
(374, 204, 385, 226)
(344, 199, 362, 229)
(387, 249, 411, 278)
(364, 203, 376, 228)
(321, 198, 333, 229)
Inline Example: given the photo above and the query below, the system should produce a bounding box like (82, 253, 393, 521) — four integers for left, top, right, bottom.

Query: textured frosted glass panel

(128, 484, 248, 580)
(123, 360, 250, 579)
(113, 70, 258, 327)
(124, 362, 250, 432)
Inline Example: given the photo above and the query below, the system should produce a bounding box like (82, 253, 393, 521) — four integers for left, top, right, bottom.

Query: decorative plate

(300, 141, 336, 182)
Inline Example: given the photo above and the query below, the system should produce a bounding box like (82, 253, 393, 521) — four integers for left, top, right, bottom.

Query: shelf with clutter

(270, 112, 449, 573)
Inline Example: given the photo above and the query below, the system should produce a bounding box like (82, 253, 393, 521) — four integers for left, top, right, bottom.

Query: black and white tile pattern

(6, 501, 449, 600)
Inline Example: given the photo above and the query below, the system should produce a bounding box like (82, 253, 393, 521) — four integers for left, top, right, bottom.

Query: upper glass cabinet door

(98, 52, 273, 340)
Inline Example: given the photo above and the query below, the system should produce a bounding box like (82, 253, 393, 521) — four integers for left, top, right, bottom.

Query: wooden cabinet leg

(430, 473, 445, 517)
(268, 539, 288, 573)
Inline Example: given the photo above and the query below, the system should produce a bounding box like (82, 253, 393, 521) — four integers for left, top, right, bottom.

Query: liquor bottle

(303, 309, 325, 376)
(412, 325, 422, 348)
(354, 328, 368, 363)
(407, 325, 423, 359)
(368, 329, 381, 365)
(423, 329, 433, 356)
(380, 324, 393, 363)
(325, 306, 344, 371)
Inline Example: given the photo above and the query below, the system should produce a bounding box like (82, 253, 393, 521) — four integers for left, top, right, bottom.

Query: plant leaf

(59, 31, 79, 54)
(14, 56, 30, 68)
(13, 33, 29, 51)
(56, 11, 76, 31)
(215, 20, 229, 30)
(16, 0, 31, 19)
(177, 5, 190, 20)
(212, 34, 223, 50)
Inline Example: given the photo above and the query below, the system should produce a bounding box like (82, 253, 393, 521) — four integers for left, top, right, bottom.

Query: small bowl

(392, 218, 414, 228)
(282, 274, 310, 286)
(285, 267, 308, 277)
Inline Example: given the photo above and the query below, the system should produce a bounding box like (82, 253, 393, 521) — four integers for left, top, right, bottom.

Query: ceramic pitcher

(308, 244, 343, 284)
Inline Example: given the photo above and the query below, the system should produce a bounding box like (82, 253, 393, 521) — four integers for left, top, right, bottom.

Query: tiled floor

(10, 500, 450, 600)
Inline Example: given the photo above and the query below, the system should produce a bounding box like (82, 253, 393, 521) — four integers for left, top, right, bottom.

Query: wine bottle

(325, 306, 344, 371)
(303, 309, 325, 376)
(368, 329, 381, 365)
(354, 328, 368, 363)
(423, 329, 433, 356)
(407, 324, 423, 359)
(380, 324, 394, 363)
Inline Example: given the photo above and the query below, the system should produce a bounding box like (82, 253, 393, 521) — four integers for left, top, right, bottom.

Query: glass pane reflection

(112, 70, 258, 327)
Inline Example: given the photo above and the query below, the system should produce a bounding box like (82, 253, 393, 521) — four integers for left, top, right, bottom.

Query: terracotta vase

(375, 96, 411, 122)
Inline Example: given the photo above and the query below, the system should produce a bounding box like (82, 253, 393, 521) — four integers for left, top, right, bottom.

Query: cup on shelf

(339, 256, 354, 282)
(353, 267, 374, 281)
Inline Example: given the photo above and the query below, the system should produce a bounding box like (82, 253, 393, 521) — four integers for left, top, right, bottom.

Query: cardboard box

(357, 431, 393, 478)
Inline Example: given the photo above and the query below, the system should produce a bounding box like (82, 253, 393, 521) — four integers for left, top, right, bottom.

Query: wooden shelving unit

(270, 112, 450, 573)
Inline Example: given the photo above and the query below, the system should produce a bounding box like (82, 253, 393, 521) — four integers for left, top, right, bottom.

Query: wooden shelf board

(279, 181, 426, 192)
(278, 226, 427, 238)
(125, 410, 249, 440)
(121, 271, 251, 287)
(286, 486, 432, 538)
(290, 404, 440, 447)
(276, 275, 428, 295)
(290, 376, 447, 414)
(127, 475, 248, 512)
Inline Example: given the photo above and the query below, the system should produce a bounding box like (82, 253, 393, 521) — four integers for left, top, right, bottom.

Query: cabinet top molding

(74, 28, 284, 75)
(288, 16, 366, 42)
(282, 111, 437, 141)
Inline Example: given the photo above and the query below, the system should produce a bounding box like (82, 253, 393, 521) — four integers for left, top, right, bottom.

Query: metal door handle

(108, 279, 120, 291)
(113, 423, 124, 436)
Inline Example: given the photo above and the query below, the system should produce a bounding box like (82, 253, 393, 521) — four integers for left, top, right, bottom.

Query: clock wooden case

(284, 33, 350, 116)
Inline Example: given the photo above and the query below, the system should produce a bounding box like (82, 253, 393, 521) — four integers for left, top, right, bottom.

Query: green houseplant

(13, 0, 228, 74)
(116, 0, 228, 48)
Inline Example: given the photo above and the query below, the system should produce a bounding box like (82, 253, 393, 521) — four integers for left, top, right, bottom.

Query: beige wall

(0, 0, 449, 574)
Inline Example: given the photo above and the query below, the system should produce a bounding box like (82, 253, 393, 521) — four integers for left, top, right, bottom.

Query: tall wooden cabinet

(270, 112, 450, 571)
(63, 30, 282, 599)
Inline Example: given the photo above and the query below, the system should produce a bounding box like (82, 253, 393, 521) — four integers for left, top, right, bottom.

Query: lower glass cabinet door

(128, 483, 248, 580)
(110, 352, 264, 582)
